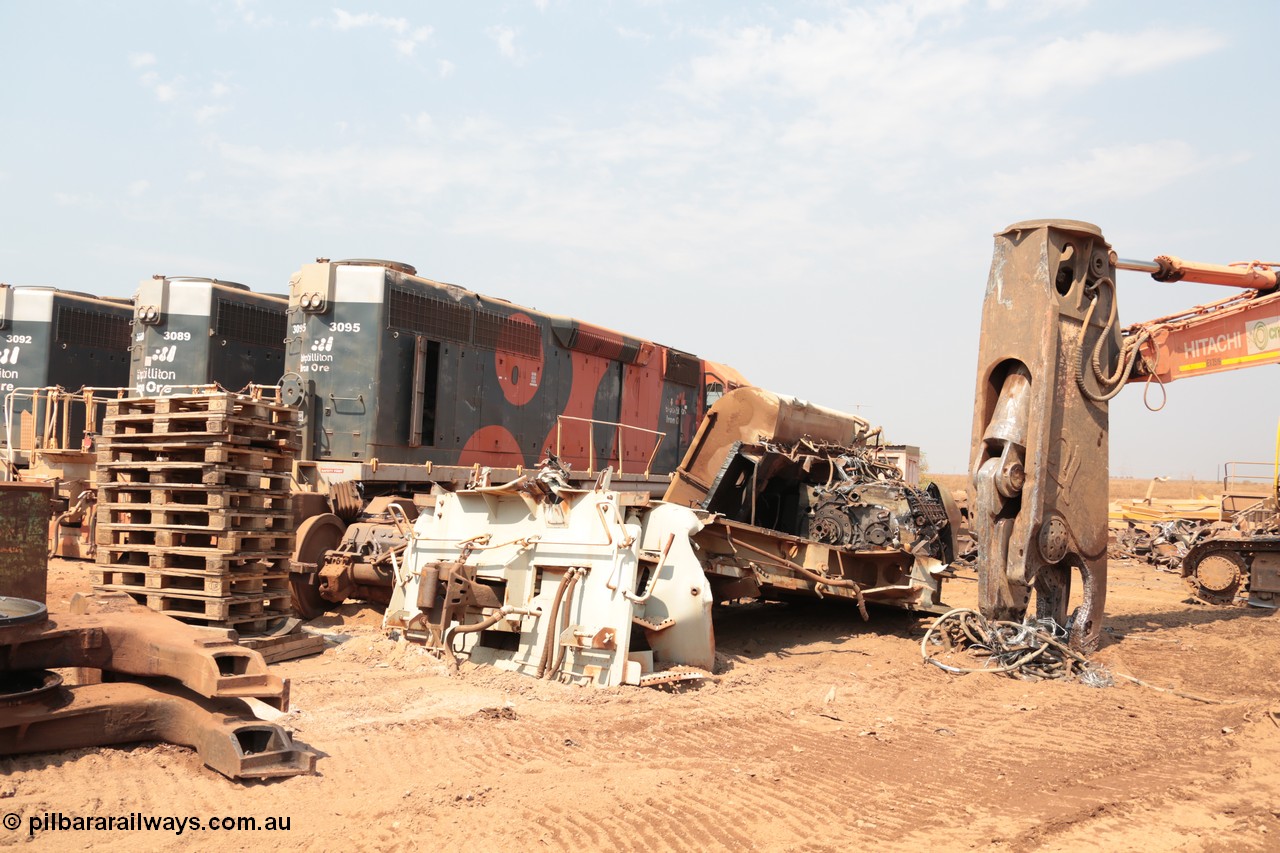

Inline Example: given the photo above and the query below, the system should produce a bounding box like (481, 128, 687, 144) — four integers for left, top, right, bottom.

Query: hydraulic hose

(535, 569, 577, 678)
(548, 569, 586, 679)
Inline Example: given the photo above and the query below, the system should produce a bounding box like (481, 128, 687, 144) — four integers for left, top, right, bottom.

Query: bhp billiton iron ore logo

(148, 345, 178, 365)
(1251, 320, 1271, 352)
(0, 346, 19, 365)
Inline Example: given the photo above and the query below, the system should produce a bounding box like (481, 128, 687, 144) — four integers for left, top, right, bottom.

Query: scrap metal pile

(921, 607, 1110, 683)
(1111, 519, 1219, 570)
(796, 440, 954, 555)
(1111, 497, 1280, 606)
(0, 593, 316, 779)
(379, 388, 962, 687)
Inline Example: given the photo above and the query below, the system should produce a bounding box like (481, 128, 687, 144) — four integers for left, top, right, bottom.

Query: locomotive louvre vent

(54, 306, 131, 350)
(389, 286, 472, 344)
(474, 308, 541, 358)
(388, 285, 542, 358)
(664, 350, 701, 386)
(215, 298, 288, 347)
(571, 326, 624, 359)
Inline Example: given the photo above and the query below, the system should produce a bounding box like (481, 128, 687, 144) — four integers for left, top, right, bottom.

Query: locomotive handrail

(553, 415, 666, 477)
(3, 387, 68, 479)
(2, 385, 137, 479)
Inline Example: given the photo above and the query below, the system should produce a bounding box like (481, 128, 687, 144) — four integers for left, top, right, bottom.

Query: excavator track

(1181, 535, 1280, 606)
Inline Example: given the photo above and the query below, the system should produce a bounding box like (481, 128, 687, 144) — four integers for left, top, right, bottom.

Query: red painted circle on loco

(495, 312, 543, 407)
(458, 424, 526, 468)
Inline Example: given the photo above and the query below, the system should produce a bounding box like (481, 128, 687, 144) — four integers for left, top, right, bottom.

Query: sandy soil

(5, 551, 1280, 852)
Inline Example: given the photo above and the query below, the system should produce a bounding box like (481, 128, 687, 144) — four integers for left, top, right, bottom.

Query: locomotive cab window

(705, 381, 725, 408)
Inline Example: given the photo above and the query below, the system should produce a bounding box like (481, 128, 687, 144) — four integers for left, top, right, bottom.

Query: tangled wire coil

(920, 608, 1113, 685)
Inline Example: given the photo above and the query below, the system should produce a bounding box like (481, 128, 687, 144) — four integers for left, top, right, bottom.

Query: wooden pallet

(97, 443, 294, 470)
(101, 419, 300, 450)
(105, 394, 302, 424)
(100, 505, 292, 532)
(107, 588, 292, 622)
(93, 567, 289, 597)
(96, 462, 291, 490)
(95, 546, 289, 573)
(239, 631, 328, 663)
(96, 487, 289, 513)
(95, 525, 293, 553)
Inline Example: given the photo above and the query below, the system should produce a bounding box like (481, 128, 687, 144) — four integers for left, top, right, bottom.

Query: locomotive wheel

(290, 513, 347, 620)
(1183, 550, 1244, 606)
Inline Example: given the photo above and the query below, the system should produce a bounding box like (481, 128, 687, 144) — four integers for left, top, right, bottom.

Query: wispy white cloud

(128, 57, 236, 123)
(487, 25, 525, 64)
(987, 0, 1090, 15)
(1008, 29, 1224, 97)
(405, 112, 433, 135)
(196, 104, 230, 123)
(138, 69, 183, 103)
(395, 26, 434, 56)
(231, 0, 275, 28)
(129, 53, 185, 103)
(438, 58, 456, 78)
(675, 7, 1224, 168)
(196, 81, 233, 123)
(315, 8, 435, 57)
(323, 9, 411, 33)
(127, 179, 151, 197)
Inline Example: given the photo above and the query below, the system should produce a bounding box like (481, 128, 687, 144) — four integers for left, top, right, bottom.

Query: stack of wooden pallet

(92, 393, 299, 636)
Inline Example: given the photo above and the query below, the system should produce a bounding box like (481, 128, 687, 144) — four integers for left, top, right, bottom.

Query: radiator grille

(215, 299, 287, 348)
(388, 287, 471, 343)
(572, 327, 624, 359)
(388, 286, 542, 357)
(474, 309, 541, 358)
(664, 350, 701, 386)
(54, 306, 131, 350)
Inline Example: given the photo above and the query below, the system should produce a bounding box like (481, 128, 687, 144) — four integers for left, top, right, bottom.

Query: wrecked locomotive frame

(378, 387, 960, 687)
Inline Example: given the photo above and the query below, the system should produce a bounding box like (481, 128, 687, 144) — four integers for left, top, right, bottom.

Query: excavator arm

(970, 219, 1278, 651)
(1122, 257, 1280, 384)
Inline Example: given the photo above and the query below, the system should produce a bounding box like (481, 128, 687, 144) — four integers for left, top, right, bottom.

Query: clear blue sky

(2, 0, 1277, 478)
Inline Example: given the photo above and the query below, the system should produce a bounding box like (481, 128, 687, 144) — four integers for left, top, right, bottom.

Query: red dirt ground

(4, 552, 1280, 851)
